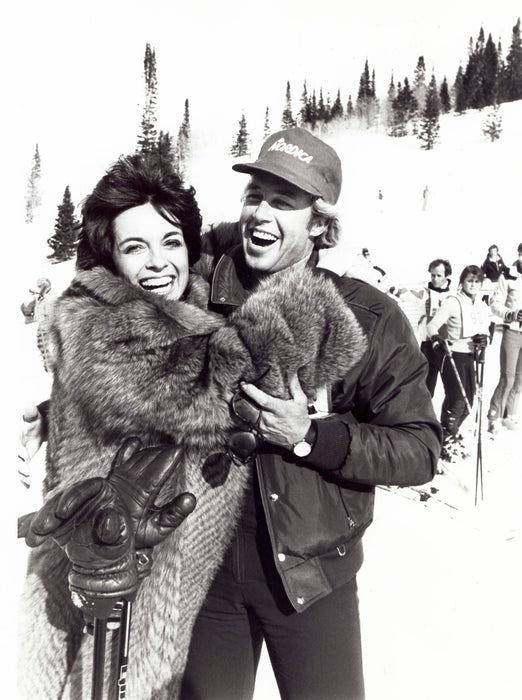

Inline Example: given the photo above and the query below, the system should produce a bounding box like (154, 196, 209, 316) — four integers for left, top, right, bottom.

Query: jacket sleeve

(300, 302, 441, 487)
(490, 275, 516, 319)
(426, 296, 457, 338)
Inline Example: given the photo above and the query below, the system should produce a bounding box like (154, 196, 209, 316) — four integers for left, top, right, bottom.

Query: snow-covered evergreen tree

(137, 43, 158, 153)
(47, 186, 79, 263)
(230, 113, 250, 157)
(482, 104, 503, 141)
(281, 81, 296, 129)
(454, 65, 466, 113)
(418, 75, 440, 150)
(25, 144, 41, 224)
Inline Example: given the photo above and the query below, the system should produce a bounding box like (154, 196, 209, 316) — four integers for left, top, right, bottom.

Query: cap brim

(232, 161, 323, 198)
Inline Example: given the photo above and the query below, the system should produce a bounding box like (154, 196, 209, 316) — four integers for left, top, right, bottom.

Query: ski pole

(473, 349, 486, 505)
(92, 617, 108, 700)
(115, 600, 132, 699)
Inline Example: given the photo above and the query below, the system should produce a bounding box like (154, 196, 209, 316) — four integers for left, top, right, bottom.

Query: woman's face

(461, 274, 482, 298)
(113, 202, 189, 301)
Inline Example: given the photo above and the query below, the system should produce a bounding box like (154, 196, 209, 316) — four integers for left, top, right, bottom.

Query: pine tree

(345, 95, 354, 121)
(230, 113, 250, 157)
(439, 77, 451, 112)
(25, 144, 41, 224)
(391, 78, 417, 136)
(413, 56, 427, 111)
(156, 131, 176, 167)
(418, 75, 440, 150)
(384, 74, 397, 134)
(356, 60, 378, 127)
(482, 104, 503, 141)
(299, 81, 310, 126)
(330, 89, 344, 121)
(175, 99, 191, 175)
(137, 43, 158, 153)
(263, 106, 271, 139)
(281, 81, 296, 129)
(505, 18, 522, 101)
(463, 28, 486, 109)
(482, 33, 499, 106)
(454, 66, 466, 113)
(47, 186, 79, 263)
(317, 88, 327, 123)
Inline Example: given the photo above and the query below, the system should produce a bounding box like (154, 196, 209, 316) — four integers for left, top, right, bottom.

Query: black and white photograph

(6, 1, 521, 698)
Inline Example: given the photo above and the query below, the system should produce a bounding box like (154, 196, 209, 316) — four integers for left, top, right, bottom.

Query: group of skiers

(391, 242, 522, 462)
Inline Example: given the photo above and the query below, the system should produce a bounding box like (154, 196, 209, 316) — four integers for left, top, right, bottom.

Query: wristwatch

(292, 422, 317, 458)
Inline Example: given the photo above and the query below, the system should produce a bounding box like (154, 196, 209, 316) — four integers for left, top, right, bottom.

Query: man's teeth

(140, 277, 173, 294)
(251, 230, 277, 247)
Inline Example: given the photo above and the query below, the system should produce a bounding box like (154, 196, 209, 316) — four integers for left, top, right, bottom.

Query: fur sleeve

(211, 268, 367, 400)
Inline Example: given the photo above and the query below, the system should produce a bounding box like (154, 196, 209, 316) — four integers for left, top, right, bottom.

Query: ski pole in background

(471, 334, 488, 505)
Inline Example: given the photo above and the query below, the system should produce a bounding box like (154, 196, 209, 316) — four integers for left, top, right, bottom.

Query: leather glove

(431, 334, 450, 354)
(471, 333, 488, 349)
(21, 438, 196, 619)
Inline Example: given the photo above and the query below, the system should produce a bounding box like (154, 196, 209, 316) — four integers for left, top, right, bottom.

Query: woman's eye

(165, 238, 182, 248)
(123, 244, 142, 254)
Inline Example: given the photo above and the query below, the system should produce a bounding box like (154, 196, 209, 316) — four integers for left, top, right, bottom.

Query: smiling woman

(113, 203, 190, 300)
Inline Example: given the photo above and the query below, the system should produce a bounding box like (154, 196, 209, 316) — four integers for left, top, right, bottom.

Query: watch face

(293, 440, 312, 457)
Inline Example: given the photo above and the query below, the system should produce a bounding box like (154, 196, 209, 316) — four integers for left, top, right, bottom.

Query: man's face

(239, 172, 323, 273)
(430, 264, 448, 289)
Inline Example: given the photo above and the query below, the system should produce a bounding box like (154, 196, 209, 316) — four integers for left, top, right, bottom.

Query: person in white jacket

(486, 243, 522, 434)
(427, 265, 490, 459)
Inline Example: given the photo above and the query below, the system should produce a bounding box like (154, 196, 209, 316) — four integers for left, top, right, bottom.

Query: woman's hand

(18, 403, 44, 486)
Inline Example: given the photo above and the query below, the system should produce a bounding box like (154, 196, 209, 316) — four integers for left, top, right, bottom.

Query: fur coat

(20, 265, 367, 699)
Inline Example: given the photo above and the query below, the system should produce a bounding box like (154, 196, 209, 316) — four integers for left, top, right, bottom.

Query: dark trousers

(181, 528, 365, 700)
(440, 351, 475, 435)
(420, 341, 444, 397)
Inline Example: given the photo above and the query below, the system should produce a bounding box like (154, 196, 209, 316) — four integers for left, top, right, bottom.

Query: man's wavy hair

(308, 198, 341, 249)
(76, 153, 202, 272)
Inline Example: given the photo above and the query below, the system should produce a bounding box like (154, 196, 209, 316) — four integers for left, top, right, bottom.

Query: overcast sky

(9, 0, 522, 205)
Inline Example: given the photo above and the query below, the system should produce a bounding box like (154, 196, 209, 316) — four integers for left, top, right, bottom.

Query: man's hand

(239, 374, 311, 450)
(18, 403, 44, 486)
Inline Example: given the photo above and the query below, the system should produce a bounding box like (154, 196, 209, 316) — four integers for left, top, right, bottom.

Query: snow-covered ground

(6, 102, 522, 698)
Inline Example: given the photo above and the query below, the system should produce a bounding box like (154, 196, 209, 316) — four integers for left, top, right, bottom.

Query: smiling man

(181, 128, 441, 700)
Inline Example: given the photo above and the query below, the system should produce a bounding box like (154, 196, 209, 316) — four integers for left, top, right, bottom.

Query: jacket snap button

(269, 493, 279, 502)
(219, 296, 226, 302)
(277, 553, 286, 562)
(297, 596, 305, 605)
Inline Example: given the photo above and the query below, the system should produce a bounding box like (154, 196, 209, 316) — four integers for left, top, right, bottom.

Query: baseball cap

(232, 127, 342, 204)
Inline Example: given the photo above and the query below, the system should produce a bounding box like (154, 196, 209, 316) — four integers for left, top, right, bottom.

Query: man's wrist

(291, 421, 317, 458)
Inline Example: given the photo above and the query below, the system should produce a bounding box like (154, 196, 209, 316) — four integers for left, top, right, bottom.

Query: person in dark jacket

(481, 244, 510, 284)
(180, 128, 441, 700)
(20, 129, 441, 700)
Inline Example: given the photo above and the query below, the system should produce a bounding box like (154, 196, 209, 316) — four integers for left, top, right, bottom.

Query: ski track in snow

(7, 103, 522, 699)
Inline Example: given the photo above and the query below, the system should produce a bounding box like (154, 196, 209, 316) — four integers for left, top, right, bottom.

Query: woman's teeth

(140, 277, 173, 294)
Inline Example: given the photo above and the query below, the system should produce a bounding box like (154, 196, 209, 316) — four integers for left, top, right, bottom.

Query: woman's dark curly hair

(76, 153, 202, 272)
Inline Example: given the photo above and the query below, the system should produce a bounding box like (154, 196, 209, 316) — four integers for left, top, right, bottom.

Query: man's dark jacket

(196, 224, 442, 612)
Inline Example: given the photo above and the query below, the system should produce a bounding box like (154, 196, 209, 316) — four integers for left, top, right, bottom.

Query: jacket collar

(210, 245, 321, 310)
